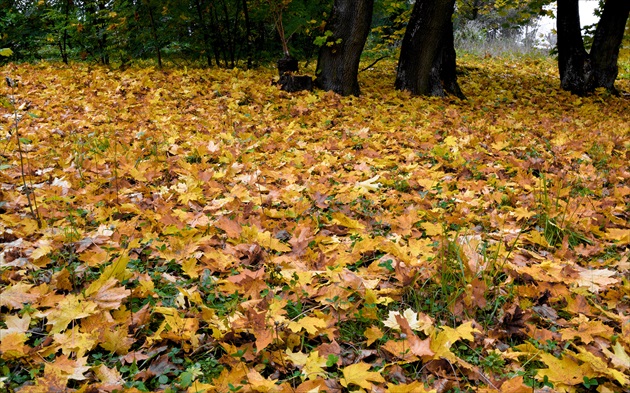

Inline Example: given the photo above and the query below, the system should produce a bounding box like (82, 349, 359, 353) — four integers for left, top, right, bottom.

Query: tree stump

(276, 55, 313, 92)
(277, 56, 299, 76)
(278, 74, 313, 92)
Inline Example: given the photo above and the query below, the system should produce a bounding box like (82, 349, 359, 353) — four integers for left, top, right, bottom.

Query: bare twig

(360, 55, 389, 72)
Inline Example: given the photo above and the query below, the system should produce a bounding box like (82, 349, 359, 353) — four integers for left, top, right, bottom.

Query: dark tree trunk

(589, 0, 629, 91)
(242, 0, 252, 68)
(395, 0, 462, 98)
(147, 2, 163, 69)
(557, 0, 629, 94)
(97, 0, 109, 65)
(434, 18, 465, 99)
(194, 0, 213, 67)
(59, 0, 71, 64)
(315, 0, 374, 96)
(557, 0, 589, 94)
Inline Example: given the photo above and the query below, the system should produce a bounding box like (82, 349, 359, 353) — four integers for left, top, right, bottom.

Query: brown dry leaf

(0, 283, 40, 309)
(574, 267, 618, 293)
(396, 315, 434, 357)
(85, 278, 131, 310)
(215, 216, 242, 238)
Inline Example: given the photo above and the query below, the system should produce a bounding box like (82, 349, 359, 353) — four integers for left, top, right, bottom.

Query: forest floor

(0, 54, 629, 393)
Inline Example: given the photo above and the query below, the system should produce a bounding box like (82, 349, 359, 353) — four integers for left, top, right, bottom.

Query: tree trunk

(147, 2, 163, 69)
(589, 0, 630, 92)
(315, 0, 374, 96)
(395, 0, 462, 98)
(60, 0, 70, 64)
(557, 0, 589, 94)
(97, 0, 109, 65)
(557, 0, 629, 94)
(242, 0, 252, 68)
(434, 18, 465, 99)
(194, 0, 213, 67)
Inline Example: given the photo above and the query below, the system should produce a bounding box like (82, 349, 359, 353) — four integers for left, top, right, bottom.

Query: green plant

(534, 174, 591, 248)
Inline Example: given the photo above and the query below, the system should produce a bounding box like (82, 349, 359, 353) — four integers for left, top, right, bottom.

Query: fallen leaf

(340, 362, 385, 389)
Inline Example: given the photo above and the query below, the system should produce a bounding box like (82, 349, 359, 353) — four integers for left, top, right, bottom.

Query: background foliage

(0, 0, 575, 67)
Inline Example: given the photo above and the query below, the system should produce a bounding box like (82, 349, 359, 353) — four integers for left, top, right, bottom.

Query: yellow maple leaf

(303, 351, 328, 380)
(285, 349, 308, 367)
(340, 362, 385, 389)
(575, 346, 628, 385)
(602, 341, 630, 371)
(364, 326, 384, 346)
(100, 327, 135, 355)
(1, 313, 31, 334)
(53, 326, 97, 358)
(0, 332, 28, 359)
(186, 381, 215, 393)
(387, 381, 436, 393)
(31, 240, 52, 260)
(331, 212, 365, 230)
(181, 257, 200, 279)
(92, 363, 124, 387)
(512, 206, 536, 221)
(84, 255, 131, 297)
(431, 321, 478, 361)
(45, 294, 99, 334)
(288, 316, 327, 335)
(605, 228, 630, 245)
(420, 222, 442, 236)
(537, 352, 594, 386)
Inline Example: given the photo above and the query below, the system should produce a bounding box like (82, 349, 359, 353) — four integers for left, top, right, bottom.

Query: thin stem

(6, 77, 41, 228)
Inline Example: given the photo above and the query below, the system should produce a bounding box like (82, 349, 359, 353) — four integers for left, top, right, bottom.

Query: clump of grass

(534, 174, 591, 248)
(455, 20, 549, 58)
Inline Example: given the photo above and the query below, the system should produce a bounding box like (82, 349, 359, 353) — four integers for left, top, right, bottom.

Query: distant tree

(44, 0, 75, 64)
(557, 0, 630, 94)
(0, 0, 48, 62)
(315, 0, 374, 96)
(395, 0, 464, 98)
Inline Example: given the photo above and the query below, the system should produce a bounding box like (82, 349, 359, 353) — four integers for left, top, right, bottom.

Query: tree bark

(589, 0, 630, 91)
(395, 0, 463, 98)
(435, 18, 465, 99)
(557, 0, 629, 94)
(147, 2, 163, 69)
(194, 0, 213, 67)
(315, 0, 374, 96)
(242, 0, 252, 68)
(557, 0, 589, 94)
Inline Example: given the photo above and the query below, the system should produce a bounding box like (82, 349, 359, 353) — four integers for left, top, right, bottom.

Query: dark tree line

(1, 0, 629, 97)
(1, 0, 326, 69)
